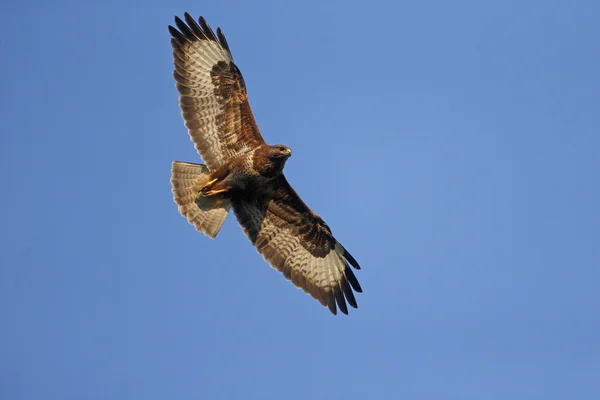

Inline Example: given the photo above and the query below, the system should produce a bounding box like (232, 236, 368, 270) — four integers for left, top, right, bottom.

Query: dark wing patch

(232, 176, 362, 315)
(169, 13, 265, 170)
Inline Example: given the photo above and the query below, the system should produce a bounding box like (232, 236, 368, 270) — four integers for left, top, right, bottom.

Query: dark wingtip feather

(198, 16, 219, 42)
(173, 16, 185, 31)
(174, 16, 196, 40)
(168, 25, 187, 43)
(334, 286, 349, 315)
(344, 250, 361, 270)
(345, 267, 362, 293)
(183, 12, 206, 40)
(340, 275, 358, 308)
(339, 243, 361, 270)
(171, 13, 227, 48)
(217, 27, 231, 52)
(326, 288, 337, 315)
(170, 13, 232, 56)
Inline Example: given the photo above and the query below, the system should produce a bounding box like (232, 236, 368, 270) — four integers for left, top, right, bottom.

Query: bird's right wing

(169, 13, 265, 170)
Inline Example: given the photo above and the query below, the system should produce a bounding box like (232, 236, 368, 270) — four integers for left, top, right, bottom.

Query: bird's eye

(279, 147, 285, 152)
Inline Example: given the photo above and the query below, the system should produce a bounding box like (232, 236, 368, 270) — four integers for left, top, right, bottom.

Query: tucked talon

(199, 178, 219, 193)
(203, 188, 229, 196)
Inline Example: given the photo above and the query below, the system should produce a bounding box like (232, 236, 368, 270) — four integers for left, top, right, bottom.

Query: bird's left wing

(169, 13, 265, 171)
(231, 176, 363, 315)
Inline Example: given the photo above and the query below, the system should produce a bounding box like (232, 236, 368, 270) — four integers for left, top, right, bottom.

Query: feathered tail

(170, 161, 230, 238)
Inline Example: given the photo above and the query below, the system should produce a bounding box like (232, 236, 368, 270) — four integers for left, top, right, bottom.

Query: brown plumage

(169, 13, 363, 315)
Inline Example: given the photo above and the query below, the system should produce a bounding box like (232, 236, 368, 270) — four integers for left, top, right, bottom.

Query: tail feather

(171, 161, 230, 238)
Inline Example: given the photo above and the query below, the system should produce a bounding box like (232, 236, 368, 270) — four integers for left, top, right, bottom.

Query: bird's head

(268, 144, 292, 161)
(257, 144, 293, 177)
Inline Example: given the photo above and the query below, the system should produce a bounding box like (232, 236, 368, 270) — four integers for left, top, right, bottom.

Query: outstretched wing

(169, 13, 265, 170)
(232, 176, 363, 315)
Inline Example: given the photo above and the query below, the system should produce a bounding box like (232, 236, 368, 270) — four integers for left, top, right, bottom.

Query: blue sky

(1, 0, 599, 398)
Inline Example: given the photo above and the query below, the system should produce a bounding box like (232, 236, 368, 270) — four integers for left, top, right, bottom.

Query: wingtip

(345, 267, 363, 293)
(198, 16, 218, 41)
(338, 242, 361, 270)
(171, 13, 228, 52)
(345, 250, 361, 270)
(328, 304, 338, 315)
(168, 25, 180, 38)
(334, 285, 349, 315)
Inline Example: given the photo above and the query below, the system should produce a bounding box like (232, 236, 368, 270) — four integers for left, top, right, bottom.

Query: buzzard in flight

(169, 13, 362, 315)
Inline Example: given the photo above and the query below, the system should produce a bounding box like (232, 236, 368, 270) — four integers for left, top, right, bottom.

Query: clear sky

(1, 0, 599, 399)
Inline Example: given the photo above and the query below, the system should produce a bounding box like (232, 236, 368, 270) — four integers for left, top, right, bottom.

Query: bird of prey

(168, 13, 363, 315)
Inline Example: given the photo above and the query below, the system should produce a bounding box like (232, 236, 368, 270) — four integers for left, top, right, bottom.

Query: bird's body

(168, 13, 363, 315)
(200, 144, 292, 196)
